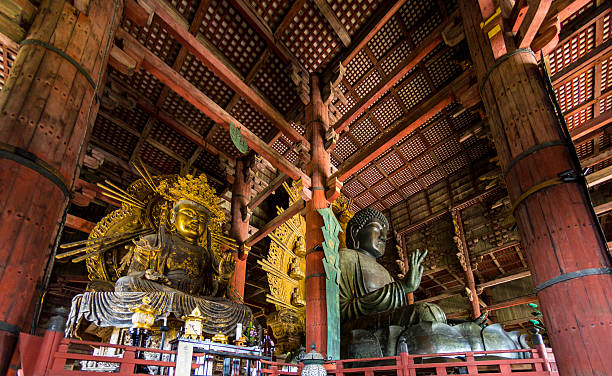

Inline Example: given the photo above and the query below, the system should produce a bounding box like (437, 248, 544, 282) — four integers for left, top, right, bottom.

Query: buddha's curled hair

(346, 208, 389, 248)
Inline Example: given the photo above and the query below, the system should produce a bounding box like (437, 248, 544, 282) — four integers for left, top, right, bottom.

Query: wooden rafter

(117, 28, 311, 187)
(129, 0, 308, 146)
(245, 198, 306, 247)
(313, 0, 351, 47)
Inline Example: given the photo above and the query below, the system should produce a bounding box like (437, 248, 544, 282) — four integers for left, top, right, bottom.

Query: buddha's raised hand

(401, 249, 428, 293)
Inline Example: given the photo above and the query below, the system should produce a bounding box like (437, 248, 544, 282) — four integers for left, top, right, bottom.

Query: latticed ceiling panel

(423, 118, 453, 146)
(334, 83, 357, 117)
(566, 106, 593, 130)
(108, 106, 149, 132)
(193, 150, 221, 177)
(411, 9, 442, 45)
(161, 93, 215, 136)
(355, 191, 377, 207)
(371, 95, 404, 129)
(467, 140, 491, 161)
(426, 46, 463, 89)
(604, 13, 610, 42)
(208, 127, 244, 159)
(230, 99, 275, 141)
(199, 0, 267, 76)
(350, 116, 379, 145)
(601, 54, 611, 93)
(380, 40, 413, 75)
(384, 192, 403, 208)
(331, 154, 341, 167)
(345, 50, 373, 85)
(252, 54, 299, 114)
(360, 165, 384, 186)
(411, 154, 437, 175)
(378, 151, 404, 174)
(390, 168, 415, 187)
(421, 168, 445, 188)
(401, 181, 423, 196)
(549, 24, 595, 75)
(372, 179, 394, 197)
(555, 68, 594, 113)
(576, 139, 594, 159)
(179, 53, 235, 108)
(451, 106, 480, 131)
(398, 136, 427, 161)
(334, 134, 359, 160)
(343, 178, 367, 197)
(326, 0, 384, 36)
(92, 116, 139, 156)
(247, 0, 292, 30)
(168, 0, 200, 21)
(148, 121, 198, 159)
(0, 39, 16, 91)
(443, 154, 470, 175)
(140, 142, 181, 173)
(111, 67, 165, 103)
(397, 72, 432, 110)
(271, 138, 290, 155)
(398, 0, 437, 31)
(368, 15, 403, 60)
(434, 138, 462, 162)
(121, 16, 181, 66)
(353, 69, 382, 99)
(285, 149, 299, 164)
(601, 92, 612, 113)
(279, 0, 341, 72)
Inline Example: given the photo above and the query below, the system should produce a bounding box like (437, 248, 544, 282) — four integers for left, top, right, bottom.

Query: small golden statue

(290, 287, 305, 308)
(288, 257, 305, 280)
(212, 331, 229, 344)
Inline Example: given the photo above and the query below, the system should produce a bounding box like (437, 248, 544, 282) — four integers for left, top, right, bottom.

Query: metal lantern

(131, 296, 158, 330)
(301, 345, 327, 376)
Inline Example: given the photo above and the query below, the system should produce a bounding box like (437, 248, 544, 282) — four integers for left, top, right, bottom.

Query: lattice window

(423, 119, 453, 146)
(272, 138, 290, 155)
(372, 96, 404, 128)
(253, 54, 299, 114)
(602, 55, 611, 93)
(549, 24, 595, 75)
(434, 138, 462, 162)
(180, 53, 235, 107)
(600, 92, 612, 113)
(108, 106, 149, 132)
(575, 139, 594, 158)
(565, 106, 593, 130)
(149, 121, 198, 159)
(122, 16, 181, 66)
(468, 141, 489, 161)
(397, 72, 432, 110)
(372, 180, 394, 197)
(168, 0, 199, 21)
(391, 168, 414, 186)
(0, 39, 16, 91)
(161, 92, 213, 135)
(360, 166, 384, 186)
(350, 116, 380, 145)
(426, 47, 462, 89)
(368, 15, 403, 60)
(140, 142, 180, 173)
(401, 181, 422, 196)
(411, 154, 436, 174)
(280, 0, 341, 72)
(354, 70, 382, 99)
(247, 0, 292, 30)
(335, 134, 359, 160)
(399, 0, 436, 31)
(200, 0, 267, 75)
(379, 151, 404, 174)
(443, 154, 470, 175)
(604, 14, 610, 42)
(231, 99, 275, 140)
(398, 136, 426, 161)
(343, 178, 367, 197)
(326, 0, 384, 36)
(346, 50, 373, 85)
(421, 168, 444, 187)
(356, 191, 377, 207)
(555, 68, 594, 113)
(384, 192, 403, 208)
(380, 41, 413, 75)
(411, 10, 442, 45)
(92, 116, 139, 155)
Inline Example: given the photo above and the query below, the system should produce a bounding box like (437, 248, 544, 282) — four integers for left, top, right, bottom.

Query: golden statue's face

(174, 202, 208, 243)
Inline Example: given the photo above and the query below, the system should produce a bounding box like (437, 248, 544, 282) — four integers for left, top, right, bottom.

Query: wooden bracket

(325, 177, 343, 202)
(324, 127, 339, 151)
(109, 45, 138, 76)
(509, 0, 529, 33)
(239, 244, 251, 261)
(479, 7, 507, 58)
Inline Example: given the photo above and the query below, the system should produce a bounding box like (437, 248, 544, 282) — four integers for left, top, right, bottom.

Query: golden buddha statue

(288, 257, 305, 280)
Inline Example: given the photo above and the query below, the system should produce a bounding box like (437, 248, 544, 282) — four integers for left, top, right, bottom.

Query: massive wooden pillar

(0, 0, 122, 373)
(460, 1, 612, 375)
(229, 158, 252, 299)
(304, 75, 330, 356)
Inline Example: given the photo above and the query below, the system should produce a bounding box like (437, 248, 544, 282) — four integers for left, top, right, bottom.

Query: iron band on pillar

(535, 267, 612, 292)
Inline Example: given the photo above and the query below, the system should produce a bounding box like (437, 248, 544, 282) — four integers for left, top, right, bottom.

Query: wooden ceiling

(1, 0, 612, 332)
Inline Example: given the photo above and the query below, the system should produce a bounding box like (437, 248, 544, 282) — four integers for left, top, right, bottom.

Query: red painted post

(271, 364, 279, 376)
(304, 75, 331, 356)
(32, 330, 63, 375)
(399, 351, 416, 376)
(50, 341, 69, 372)
(464, 352, 478, 375)
(120, 347, 136, 375)
(229, 158, 252, 299)
(0, 0, 122, 373)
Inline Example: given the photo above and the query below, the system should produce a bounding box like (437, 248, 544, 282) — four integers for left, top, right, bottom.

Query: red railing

(23, 330, 559, 376)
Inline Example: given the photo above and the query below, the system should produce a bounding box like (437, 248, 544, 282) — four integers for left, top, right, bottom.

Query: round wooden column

(0, 0, 122, 373)
(481, 50, 612, 375)
(304, 75, 330, 356)
(229, 158, 252, 298)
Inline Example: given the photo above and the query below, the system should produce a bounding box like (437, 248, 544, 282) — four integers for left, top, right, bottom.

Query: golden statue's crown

(157, 174, 226, 226)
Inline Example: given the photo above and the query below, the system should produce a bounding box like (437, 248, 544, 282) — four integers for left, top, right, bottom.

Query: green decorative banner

(318, 207, 341, 360)
(229, 122, 248, 154)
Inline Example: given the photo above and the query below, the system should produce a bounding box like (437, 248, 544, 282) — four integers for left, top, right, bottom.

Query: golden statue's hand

(144, 269, 171, 285)
(401, 249, 427, 293)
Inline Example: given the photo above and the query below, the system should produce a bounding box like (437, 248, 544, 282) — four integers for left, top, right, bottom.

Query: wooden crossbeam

(334, 28, 444, 133)
(65, 214, 96, 233)
(313, 0, 351, 47)
(571, 110, 612, 144)
(248, 173, 287, 210)
(586, 164, 612, 187)
(245, 198, 305, 247)
(135, 0, 308, 146)
(117, 28, 311, 187)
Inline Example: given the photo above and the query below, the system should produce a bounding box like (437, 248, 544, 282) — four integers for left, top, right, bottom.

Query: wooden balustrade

(33, 337, 558, 376)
